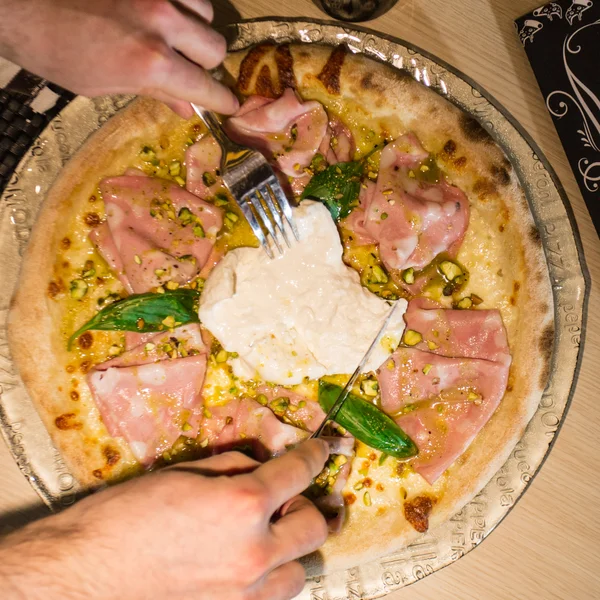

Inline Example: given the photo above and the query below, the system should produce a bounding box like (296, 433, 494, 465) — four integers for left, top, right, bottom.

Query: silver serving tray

(0, 18, 589, 600)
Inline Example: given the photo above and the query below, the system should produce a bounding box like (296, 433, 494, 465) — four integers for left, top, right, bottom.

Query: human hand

(0, 0, 238, 117)
(0, 439, 330, 600)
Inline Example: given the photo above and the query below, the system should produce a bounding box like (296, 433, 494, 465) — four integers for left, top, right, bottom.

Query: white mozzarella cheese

(199, 201, 407, 385)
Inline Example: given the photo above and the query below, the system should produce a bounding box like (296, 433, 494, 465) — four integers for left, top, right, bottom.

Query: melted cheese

(199, 202, 407, 385)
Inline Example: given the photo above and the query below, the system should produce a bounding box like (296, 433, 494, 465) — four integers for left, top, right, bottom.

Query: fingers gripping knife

(191, 104, 300, 258)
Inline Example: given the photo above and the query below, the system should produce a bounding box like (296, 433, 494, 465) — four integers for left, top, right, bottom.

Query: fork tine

(249, 192, 283, 255)
(260, 184, 292, 248)
(268, 178, 300, 241)
(239, 196, 274, 259)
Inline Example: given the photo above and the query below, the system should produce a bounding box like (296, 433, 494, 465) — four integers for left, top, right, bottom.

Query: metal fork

(191, 105, 299, 258)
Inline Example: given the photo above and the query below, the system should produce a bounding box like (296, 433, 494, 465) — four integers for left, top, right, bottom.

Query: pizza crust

(9, 44, 553, 575)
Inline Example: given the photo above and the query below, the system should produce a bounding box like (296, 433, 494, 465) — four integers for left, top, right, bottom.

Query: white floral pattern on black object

(546, 19, 600, 191)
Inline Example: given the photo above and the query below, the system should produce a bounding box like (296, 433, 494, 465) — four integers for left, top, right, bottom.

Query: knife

(310, 301, 402, 438)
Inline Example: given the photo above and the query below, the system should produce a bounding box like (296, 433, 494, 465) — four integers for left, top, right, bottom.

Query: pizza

(8, 43, 553, 574)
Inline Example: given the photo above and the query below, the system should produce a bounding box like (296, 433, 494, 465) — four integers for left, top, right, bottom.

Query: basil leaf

(301, 161, 363, 220)
(68, 289, 201, 350)
(318, 381, 418, 459)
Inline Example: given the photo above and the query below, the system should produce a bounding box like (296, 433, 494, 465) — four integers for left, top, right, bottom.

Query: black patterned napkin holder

(515, 0, 600, 236)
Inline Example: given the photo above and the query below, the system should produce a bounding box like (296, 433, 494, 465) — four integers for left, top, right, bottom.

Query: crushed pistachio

(439, 260, 463, 281)
(133, 255, 142, 265)
(162, 315, 176, 328)
(215, 349, 229, 363)
(178, 207, 194, 226)
(165, 281, 179, 291)
(402, 267, 415, 285)
(334, 455, 348, 467)
(422, 363, 433, 375)
(108, 344, 122, 357)
(361, 378, 379, 397)
(427, 340, 439, 350)
(69, 279, 88, 299)
(370, 265, 388, 284)
(403, 329, 423, 346)
(139, 146, 156, 161)
(456, 296, 473, 309)
(202, 171, 217, 187)
(363, 491, 372, 507)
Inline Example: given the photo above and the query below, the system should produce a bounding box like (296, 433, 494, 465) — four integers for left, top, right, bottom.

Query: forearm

(0, 514, 94, 600)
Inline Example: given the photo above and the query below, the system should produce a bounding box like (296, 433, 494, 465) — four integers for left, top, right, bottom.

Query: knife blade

(310, 301, 402, 439)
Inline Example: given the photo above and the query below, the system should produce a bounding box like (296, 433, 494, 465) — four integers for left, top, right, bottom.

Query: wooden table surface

(1, 0, 598, 598)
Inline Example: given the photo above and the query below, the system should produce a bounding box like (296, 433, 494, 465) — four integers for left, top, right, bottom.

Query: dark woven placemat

(0, 82, 74, 193)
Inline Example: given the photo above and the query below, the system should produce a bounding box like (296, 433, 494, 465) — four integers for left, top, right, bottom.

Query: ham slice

(225, 88, 328, 178)
(101, 324, 206, 369)
(89, 223, 134, 294)
(199, 397, 309, 461)
(318, 115, 355, 164)
(186, 135, 222, 199)
(345, 134, 469, 272)
(340, 181, 378, 246)
(88, 324, 208, 466)
(404, 298, 511, 366)
(255, 385, 327, 433)
(88, 354, 207, 467)
(377, 299, 510, 484)
(97, 176, 223, 293)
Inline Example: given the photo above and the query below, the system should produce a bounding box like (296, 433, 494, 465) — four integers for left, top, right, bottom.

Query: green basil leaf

(301, 161, 363, 220)
(68, 289, 201, 350)
(318, 380, 418, 459)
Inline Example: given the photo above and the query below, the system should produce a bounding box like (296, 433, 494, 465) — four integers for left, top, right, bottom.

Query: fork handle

(190, 104, 232, 149)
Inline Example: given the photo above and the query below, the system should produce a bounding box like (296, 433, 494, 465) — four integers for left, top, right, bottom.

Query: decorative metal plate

(0, 18, 589, 599)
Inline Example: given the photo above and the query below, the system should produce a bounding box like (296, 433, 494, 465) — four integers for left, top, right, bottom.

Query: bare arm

(0, 0, 239, 117)
(0, 440, 329, 600)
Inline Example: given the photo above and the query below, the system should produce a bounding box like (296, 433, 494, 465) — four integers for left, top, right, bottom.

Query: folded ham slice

(340, 180, 378, 246)
(88, 356, 207, 467)
(225, 88, 328, 178)
(404, 298, 511, 366)
(255, 385, 327, 432)
(89, 223, 134, 294)
(318, 115, 355, 164)
(200, 397, 309, 462)
(345, 133, 469, 273)
(94, 175, 223, 293)
(101, 324, 206, 369)
(186, 135, 222, 199)
(377, 299, 510, 484)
